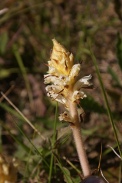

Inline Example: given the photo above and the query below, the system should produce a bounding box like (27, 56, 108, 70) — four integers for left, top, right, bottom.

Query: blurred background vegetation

(0, 0, 122, 182)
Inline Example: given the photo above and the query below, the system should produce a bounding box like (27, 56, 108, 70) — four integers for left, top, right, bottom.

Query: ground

(0, 0, 122, 182)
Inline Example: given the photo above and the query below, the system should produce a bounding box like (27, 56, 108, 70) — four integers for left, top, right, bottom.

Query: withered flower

(0, 154, 18, 183)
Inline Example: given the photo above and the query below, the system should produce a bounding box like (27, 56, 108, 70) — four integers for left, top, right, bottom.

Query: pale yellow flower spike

(44, 39, 92, 109)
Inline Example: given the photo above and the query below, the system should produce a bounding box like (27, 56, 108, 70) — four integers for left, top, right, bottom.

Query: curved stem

(69, 98, 91, 177)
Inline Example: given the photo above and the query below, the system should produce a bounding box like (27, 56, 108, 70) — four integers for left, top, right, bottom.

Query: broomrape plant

(44, 39, 92, 178)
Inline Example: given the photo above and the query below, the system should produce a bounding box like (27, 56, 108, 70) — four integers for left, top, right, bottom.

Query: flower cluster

(44, 39, 92, 123)
(0, 154, 18, 183)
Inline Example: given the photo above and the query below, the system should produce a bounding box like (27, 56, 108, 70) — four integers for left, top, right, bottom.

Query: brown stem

(69, 98, 91, 177)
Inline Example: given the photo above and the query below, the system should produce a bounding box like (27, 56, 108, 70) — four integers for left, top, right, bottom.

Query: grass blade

(89, 47, 122, 157)
(48, 103, 58, 183)
(12, 44, 33, 105)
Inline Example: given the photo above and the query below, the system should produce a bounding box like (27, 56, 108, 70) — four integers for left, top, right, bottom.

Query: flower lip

(73, 75, 92, 91)
(72, 90, 87, 102)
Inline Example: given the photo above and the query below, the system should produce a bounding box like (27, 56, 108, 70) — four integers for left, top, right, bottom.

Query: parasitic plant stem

(68, 94, 90, 177)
